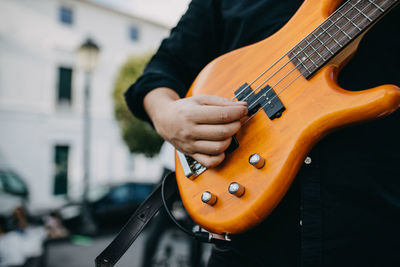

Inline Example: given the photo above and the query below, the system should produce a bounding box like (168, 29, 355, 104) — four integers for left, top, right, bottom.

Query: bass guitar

(175, 0, 400, 235)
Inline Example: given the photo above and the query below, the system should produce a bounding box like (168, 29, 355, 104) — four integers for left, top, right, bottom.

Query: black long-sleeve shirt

(125, 1, 400, 266)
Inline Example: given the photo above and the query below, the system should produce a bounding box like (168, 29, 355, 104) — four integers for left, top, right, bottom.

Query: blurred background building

(0, 0, 176, 212)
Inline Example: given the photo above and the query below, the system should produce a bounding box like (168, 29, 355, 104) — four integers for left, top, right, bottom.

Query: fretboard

(289, 0, 398, 79)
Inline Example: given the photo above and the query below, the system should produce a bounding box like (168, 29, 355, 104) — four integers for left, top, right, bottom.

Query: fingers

(190, 95, 248, 123)
(158, 95, 248, 169)
(191, 121, 241, 141)
(191, 138, 232, 155)
(189, 105, 248, 124)
(191, 153, 226, 168)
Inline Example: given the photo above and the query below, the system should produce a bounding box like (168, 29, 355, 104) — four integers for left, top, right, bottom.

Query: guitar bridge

(177, 151, 206, 178)
(177, 136, 239, 178)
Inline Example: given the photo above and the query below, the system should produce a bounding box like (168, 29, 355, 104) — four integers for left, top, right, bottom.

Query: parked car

(0, 168, 29, 229)
(0, 168, 47, 267)
(0, 168, 29, 197)
(59, 182, 155, 233)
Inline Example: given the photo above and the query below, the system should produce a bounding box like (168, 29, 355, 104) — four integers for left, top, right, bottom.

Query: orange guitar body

(174, 0, 400, 234)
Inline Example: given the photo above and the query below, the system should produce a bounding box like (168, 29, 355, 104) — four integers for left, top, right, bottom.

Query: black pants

(207, 245, 264, 267)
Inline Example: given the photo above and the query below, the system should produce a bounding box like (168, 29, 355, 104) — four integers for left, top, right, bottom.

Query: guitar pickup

(235, 83, 285, 119)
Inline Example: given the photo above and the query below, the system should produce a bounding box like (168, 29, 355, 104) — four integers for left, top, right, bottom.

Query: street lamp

(78, 38, 100, 72)
(78, 38, 100, 235)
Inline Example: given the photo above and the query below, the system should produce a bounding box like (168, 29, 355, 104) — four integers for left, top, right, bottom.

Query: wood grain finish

(174, 0, 400, 234)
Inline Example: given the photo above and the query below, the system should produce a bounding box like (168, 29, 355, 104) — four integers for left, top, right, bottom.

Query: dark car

(59, 182, 155, 233)
(92, 182, 155, 226)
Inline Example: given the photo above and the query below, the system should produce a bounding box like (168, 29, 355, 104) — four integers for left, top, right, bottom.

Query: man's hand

(144, 88, 248, 168)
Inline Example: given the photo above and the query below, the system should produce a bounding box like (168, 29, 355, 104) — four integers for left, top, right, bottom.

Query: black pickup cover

(234, 83, 285, 120)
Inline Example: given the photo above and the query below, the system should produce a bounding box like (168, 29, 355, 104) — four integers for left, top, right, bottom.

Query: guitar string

(254, 0, 398, 103)
(242, 0, 389, 125)
(231, 0, 355, 102)
(245, 0, 382, 111)
(234, 0, 391, 108)
(243, 0, 391, 124)
(244, 0, 386, 112)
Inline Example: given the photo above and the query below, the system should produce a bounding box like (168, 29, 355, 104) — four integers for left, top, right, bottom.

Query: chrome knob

(228, 182, 245, 197)
(304, 156, 312, 165)
(201, 191, 217, 206)
(249, 153, 265, 169)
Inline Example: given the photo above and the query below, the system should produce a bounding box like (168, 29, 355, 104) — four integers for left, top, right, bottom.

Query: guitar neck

(289, 0, 399, 79)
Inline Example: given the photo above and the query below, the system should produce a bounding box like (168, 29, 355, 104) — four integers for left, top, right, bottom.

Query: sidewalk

(47, 229, 211, 267)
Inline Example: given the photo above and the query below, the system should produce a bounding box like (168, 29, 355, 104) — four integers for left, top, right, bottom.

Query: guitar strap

(95, 172, 178, 267)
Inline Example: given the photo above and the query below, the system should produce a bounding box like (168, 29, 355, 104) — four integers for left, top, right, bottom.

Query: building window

(129, 26, 139, 41)
(59, 6, 73, 25)
(53, 145, 69, 196)
(57, 67, 73, 106)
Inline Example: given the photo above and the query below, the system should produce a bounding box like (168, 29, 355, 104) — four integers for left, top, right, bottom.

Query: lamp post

(78, 38, 100, 235)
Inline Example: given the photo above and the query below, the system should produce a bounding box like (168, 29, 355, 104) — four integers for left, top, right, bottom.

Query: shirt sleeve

(124, 0, 221, 123)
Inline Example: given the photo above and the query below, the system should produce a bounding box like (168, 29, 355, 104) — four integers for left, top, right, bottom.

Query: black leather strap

(95, 172, 178, 267)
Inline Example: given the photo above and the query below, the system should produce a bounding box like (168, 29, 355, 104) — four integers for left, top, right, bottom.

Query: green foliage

(113, 54, 163, 157)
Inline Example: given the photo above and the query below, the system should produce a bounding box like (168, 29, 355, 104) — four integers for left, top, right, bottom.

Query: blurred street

(47, 229, 212, 267)
(0, 1, 193, 266)
(48, 233, 146, 267)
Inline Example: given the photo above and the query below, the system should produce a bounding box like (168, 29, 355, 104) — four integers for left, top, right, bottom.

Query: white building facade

(0, 0, 170, 211)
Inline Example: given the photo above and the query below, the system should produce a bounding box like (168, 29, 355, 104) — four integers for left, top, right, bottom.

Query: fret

(304, 52, 318, 68)
(304, 38, 327, 61)
(344, 1, 367, 29)
(358, 1, 382, 17)
(328, 17, 352, 39)
(320, 24, 343, 48)
(337, 9, 362, 31)
(296, 54, 312, 75)
(288, 0, 398, 79)
(359, 0, 385, 27)
(314, 27, 332, 46)
(311, 32, 334, 55)
(297, 51, 314, 72)
(297, 39, 325, 68)
(372, 0, 392, 13)
(373, 0, 394, 12)
(368, 0, 385, 11)
(291, 33, 328, 72)
(289, 50, 312, 78)
(338, 4, 364, 37)
(328, 4, 354, 43)
(351, 2, 373, 21)
(303, 52, 319, 68)
(330, 10, 358, 40)
(312, 26, 341, 60)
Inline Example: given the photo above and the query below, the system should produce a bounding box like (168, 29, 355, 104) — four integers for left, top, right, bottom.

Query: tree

(113, 54, 163, 157)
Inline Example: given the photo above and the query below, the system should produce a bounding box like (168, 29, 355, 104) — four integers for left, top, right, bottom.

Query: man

(125, 0, 400, 266)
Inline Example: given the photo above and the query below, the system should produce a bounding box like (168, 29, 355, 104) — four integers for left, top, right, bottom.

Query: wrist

(144, 87, 180, 132)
